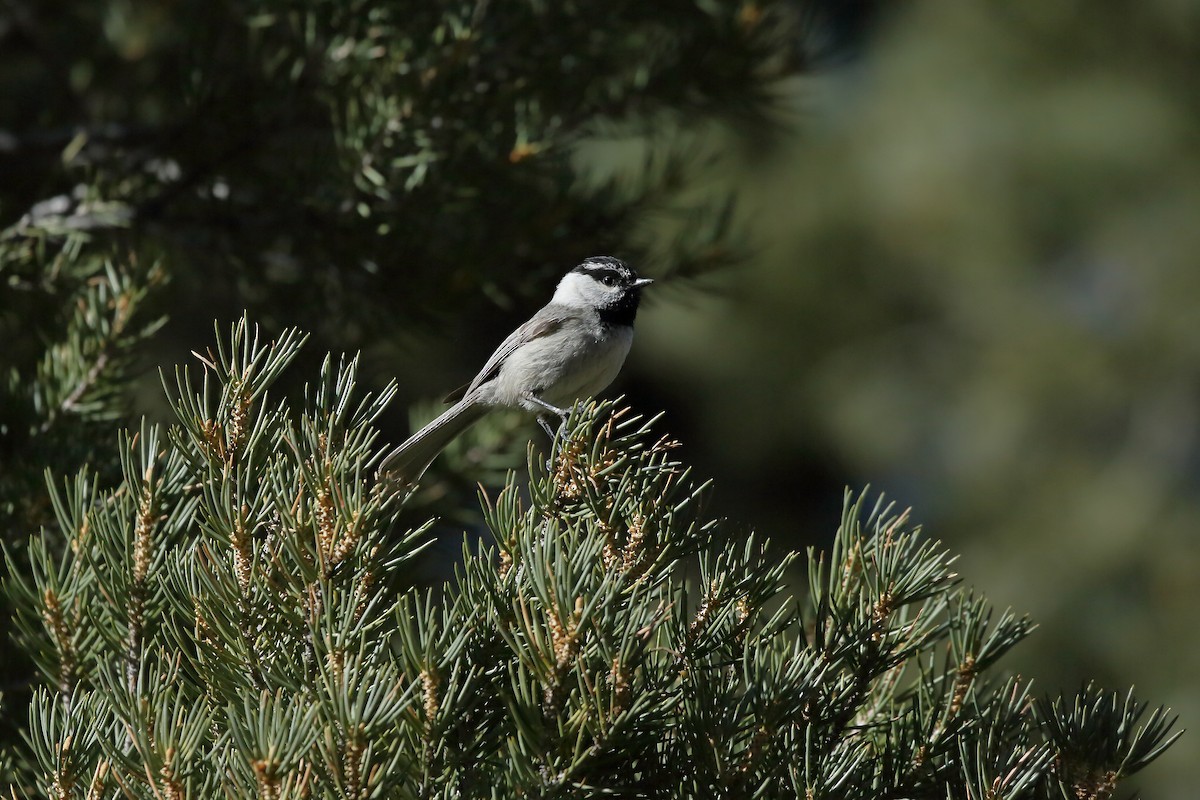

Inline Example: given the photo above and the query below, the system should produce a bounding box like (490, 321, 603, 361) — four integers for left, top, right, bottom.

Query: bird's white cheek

(550, 274, 596, 308)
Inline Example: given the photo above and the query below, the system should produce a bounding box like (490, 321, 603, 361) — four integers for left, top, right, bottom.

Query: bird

(379, 256, 653, 482)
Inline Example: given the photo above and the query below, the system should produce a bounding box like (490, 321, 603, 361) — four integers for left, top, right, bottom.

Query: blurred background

(2, 0, 1198, 794)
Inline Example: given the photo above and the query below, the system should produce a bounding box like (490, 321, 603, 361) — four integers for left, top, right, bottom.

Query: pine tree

(1, 1, 816, 768)
(3, 319, 1179, 797)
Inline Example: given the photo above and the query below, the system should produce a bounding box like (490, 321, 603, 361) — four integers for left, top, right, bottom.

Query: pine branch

(3, 320, 1182, 798)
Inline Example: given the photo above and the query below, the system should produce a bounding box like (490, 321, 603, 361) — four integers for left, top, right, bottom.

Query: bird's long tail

(378, 400, 488, 483)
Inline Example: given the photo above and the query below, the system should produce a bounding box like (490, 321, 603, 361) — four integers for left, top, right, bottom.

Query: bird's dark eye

(601, 274, 617, 286)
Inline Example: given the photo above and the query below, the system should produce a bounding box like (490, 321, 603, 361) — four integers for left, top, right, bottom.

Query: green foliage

(3, 321, 1179, 797)
(2, 2, 1193, 792)
(1039, 685, 1182, 800)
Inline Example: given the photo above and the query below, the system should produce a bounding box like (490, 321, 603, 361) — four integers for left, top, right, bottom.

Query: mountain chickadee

(380, 256, 652, 481)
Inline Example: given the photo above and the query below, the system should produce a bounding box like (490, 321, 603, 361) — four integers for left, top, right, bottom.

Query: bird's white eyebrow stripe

(576, 264, 627, 279)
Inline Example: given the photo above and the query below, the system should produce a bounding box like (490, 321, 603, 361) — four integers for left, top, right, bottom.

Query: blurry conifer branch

(1, 319, 1179, 797)
(1, 0, 826, 349)
(0, 214, 165, 541)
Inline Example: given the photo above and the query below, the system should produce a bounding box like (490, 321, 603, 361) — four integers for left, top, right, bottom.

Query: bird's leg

(527, 396, 572, 474)
(527, 394, 571, 438)
(525, 394, 570, 419)
(536, 414, 559, 439)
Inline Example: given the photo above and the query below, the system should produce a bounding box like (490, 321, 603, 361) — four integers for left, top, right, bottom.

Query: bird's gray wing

(443, 308, 568, 403)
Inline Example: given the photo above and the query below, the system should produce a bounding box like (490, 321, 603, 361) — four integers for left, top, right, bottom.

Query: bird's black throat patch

(597, 290, 642, 327)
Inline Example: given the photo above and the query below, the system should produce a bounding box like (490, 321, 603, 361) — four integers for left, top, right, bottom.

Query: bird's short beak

(633, 278, 654, 288)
